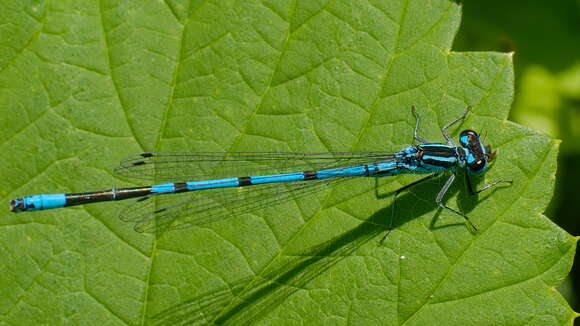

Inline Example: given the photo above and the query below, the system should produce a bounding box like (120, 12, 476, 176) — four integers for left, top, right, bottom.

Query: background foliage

(0, 0, 577, 325)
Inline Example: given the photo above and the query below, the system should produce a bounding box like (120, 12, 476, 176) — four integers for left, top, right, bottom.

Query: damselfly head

(459, 129, 489, 174)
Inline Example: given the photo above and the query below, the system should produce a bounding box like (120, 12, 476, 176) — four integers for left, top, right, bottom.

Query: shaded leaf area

(0, 0, 575, 325)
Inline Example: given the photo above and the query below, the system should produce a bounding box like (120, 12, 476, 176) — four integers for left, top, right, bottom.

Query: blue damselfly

(10, 106, 512, 240)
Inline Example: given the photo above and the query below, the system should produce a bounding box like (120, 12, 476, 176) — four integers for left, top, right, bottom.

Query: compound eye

(468, 159, 486, 172)
(459, 130, 478, 147)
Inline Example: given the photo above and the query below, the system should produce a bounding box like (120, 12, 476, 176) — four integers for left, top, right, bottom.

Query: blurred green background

(454, 0, 580, 312)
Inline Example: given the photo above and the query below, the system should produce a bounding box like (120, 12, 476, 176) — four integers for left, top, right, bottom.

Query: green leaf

(0, 0, 575, 325)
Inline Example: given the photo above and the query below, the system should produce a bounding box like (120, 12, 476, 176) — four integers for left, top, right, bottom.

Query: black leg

(378, 173, 439, 245)
(465, 169, 513, 195)
(411, 105, 430, 144)
(464, 169, 474, 195)
(436, 173, 477, 232)
(441, 106, 471, 146)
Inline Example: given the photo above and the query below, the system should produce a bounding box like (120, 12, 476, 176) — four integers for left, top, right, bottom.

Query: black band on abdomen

(238, 176, 252, 186)
(303, 170, 318, 180)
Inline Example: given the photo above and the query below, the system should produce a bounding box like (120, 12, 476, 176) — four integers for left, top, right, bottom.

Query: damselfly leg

(435, 173, 478, 232)
(411, 105, 430, 144)
(464, 169, 513, 196)
(441, 106, 471, 146)
(378, 173, 438, 245)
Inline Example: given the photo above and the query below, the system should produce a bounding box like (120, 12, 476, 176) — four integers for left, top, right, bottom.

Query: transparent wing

(114, 151, 394, 182)
(120, 176, 352, 233)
